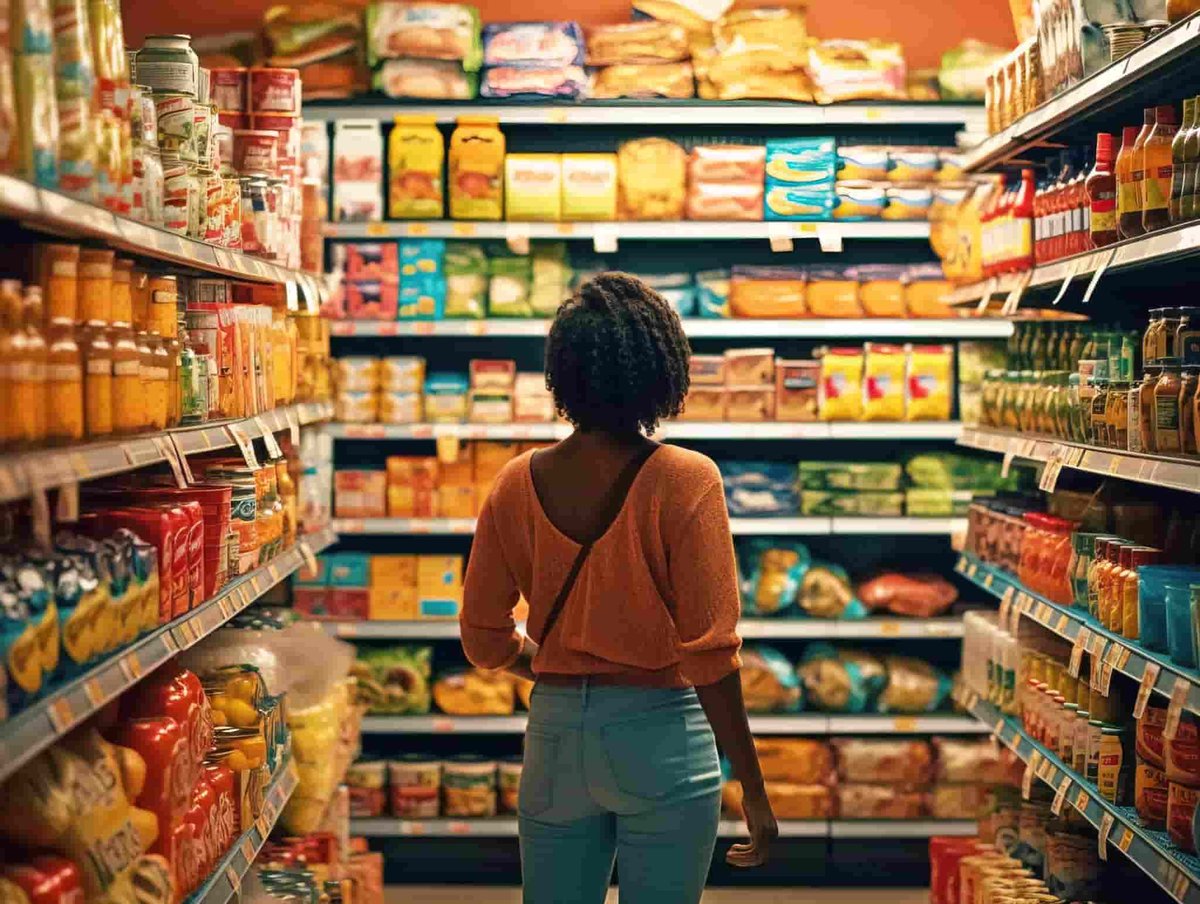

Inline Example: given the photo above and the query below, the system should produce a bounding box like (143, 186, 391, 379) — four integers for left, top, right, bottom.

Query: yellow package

(388, 114, 444, 219)
(806, 269, 862, 318)
(370, 587, 418, 620)
(371, 554, 418, 588)
(438, 485, 477, 518)
(474, 441, 519, 483)
(561, 153, 617, 221)
(859, 268, 906, 317)
(819, 347, 864, 421)
(729, 269, 806, 318)
(505, 153, 561, 221)
(906, 344, 953, 421)
(862, 342, 907, 421)
(449, 115, 504, 221)
(617, 138, 686, 220)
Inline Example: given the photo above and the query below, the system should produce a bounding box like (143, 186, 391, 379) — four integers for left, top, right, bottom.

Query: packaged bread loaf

(366, 1, 482, 66)
(722, 780, 833, 820)
(586, 21, 689, 65)
(836, 784, 928, 819)
(754, 737, 834, 784)
(617, 137, 686, 220)
(834, 738, 933, 784)
(739, 644, 802, 713)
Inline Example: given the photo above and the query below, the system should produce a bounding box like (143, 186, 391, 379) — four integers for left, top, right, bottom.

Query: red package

(203, 759, 239, 847)
(856, 572, 958, 618)
(185, 774, 217, 882)
(293, 587, 330, 617)
(122, 665, 213, 795)
(104, 717, 190, 862)
(929, 836, 979, 904)
(688, 145, 766, 184)
(94, 507, 178, 623)
(328, 588, 369, 619)
(3, 858, 84, 904)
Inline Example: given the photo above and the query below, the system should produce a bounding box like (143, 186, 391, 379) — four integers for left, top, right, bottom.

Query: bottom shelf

(350, 817, 975, 840)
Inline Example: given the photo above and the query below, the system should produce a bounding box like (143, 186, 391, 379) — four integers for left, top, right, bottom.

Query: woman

(461, 272, 777, 904)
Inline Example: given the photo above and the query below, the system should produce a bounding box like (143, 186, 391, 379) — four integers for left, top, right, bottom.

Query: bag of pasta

(877, 655, 952, 713)
(796, 644, 884, 713)
(740, 644, 802, 713)
(740, 540, 810, 616)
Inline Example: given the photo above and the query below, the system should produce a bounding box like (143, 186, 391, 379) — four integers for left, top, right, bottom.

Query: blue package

(426, 372, 470, 396)
(480, 64, 587, 99)
(400, 239, 446, 278)
(764, 185, 836, 221)
(400, 274, 446, 320)
(696, 269, 730, 318)
(482, 22, 585, 67)
(741, 644, 803, 713)
(326, 553, 371, 588)
(765, 138, 837, 187)
(797, 644, 885, 713)
(832, 182, 887, 220)
(640, 272, 696, 317)
(718, 461, 798, 517)
(739, 540, 811, 617)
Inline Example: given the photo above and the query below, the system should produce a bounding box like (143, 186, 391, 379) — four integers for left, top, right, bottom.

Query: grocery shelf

(325, 422, 966, 442)
(0, 175, 325, 309)
(189, 754, 300, 904)
(303, 100, 985, 128)
(359, 713, 985, 735)
(0, 400, 334, 504)
(959, 426, 1200, 495)
(0, 527, 337, 784)
(954, 551, 1200, 721)
(325, 220, 930, 244)
(962, 14, 1200, 172)
(323, 617, 964, 641)
(958, 690, 1200, 904)
(346, 816, 963, 839)
(333, 517, 968, 537)
(329, 318, 1014, 340)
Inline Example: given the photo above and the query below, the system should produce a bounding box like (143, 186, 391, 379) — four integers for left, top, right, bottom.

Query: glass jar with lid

(1154, 358, 1184, 454)
(1106, 380, 1130, 450)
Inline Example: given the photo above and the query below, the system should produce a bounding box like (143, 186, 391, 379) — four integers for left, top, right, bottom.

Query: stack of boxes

(330, 241, 399, 320)
(293, 552, 465, 620)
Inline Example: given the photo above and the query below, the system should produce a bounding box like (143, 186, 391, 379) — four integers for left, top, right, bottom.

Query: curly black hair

(545, 272, 691, 435)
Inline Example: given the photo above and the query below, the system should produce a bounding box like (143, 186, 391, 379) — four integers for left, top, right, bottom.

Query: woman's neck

(562, 428, 648, 456)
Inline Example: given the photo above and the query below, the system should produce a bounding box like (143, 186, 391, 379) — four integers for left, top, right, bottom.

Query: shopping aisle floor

(387, 889, 929, 903)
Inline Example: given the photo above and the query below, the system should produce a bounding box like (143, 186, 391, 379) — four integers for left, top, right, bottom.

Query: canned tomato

(210, 68, 247, 112)
(155, 92, 195, 162)
(204, 170, 223, 243)
(187, 166, 204, 240)
(162, 158, 189, 234)
(233, 129, 278, 177)
(248, 67, 300, 115)
(193, 104, 212, 171)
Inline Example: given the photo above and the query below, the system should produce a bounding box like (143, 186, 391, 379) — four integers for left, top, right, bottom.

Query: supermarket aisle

(386, 890, 931, 904)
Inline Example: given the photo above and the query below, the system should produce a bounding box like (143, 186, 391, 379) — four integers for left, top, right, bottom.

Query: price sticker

(999, 586, 1015, 629)
(1171, 869, 1190, 901)
(452, 222, 478, 237)
(119, 652, 143, 682)
(893, 716, 918, 732)
(955, 554, 967, 574)
(1022, 751, 1042, 800)
(1051, 259, 1081, 306)
(254, 416, 284, 459)
(1080, 246, 1118, 305)
(1054, 614, 1070, 635)
(407, 222, 430, 237)
(1074, 789, 1090, 813)
(225, 866, 240, 895)
(240, 838, 257, 862)
(298, 540, 318, 576)
(983, 572, 994, 590)
(167, 434, 195, 485)
(163, 630, 180, 654)
(879, 621, 901, 636)
(226, 424, 260, 469)
(1115, 827, 1134, 853)
(1098, 643, 1122, 696)
(365, 222, 389, 237)
(767, 222, 795, 253)
(1164, 676, 1190, 740)
(1051, 776, 1072, 815)
(433, 717, 455, 733)
(1130, 663, 1164, 721)
(1090, 639, 1110, 691)
(504, 222, 531, 255)
(285, 408, 301, 446)
(83, 678, 104, 708)
(1097, 812, 1115, 861)
(1001, 449, 1016, 479)
(966, 562, 978, 579)
(1038, 457, 1064, 493)
(448, 821, 472, 836)
(152, 437, 188, 488)
(1037, 758, 1056, 782)
(47, 696, 75, 733)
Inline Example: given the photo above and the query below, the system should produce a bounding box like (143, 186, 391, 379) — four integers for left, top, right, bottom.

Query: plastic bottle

(1118, 115, 1152, 238)
(1171, 98, 1196, 223)
(1087, 132, 1119, 247)
(14, 287, 48, 444)
(1182, 95, 1200, 221)
(1142, 104, 1179, 234)
(1013, 168, 1036, 272)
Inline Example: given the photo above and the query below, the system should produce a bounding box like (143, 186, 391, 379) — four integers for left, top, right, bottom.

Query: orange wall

(124, 0, 1016, 71)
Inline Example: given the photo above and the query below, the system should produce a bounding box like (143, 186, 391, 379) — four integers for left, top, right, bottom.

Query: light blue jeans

(519, 681, 722, 904)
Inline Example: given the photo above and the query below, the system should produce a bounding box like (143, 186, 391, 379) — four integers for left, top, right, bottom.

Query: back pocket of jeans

(520, 729, 559, 816)
(600, 713, 692, 802)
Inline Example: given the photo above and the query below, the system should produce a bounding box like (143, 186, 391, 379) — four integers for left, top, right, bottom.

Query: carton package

(504, 153, 562, 221)
(561, 153, 618, 221)
(333, 120, 384, 222)
(335, 470, 387, 518)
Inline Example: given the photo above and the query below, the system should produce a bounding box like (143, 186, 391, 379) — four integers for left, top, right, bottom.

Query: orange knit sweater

(460, 445, 743, 688)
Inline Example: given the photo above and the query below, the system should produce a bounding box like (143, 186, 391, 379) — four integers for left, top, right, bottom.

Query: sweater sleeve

(460, 493, 524, 670)
(668, 477, 743, 686)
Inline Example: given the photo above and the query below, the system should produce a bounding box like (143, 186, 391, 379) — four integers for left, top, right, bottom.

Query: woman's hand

(505, 637, 538, 683)
(726, 784, 778, 868)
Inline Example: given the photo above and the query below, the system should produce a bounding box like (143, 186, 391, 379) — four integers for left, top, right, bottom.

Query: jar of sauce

(111, 258, 134, 326)
(1178, 307, 1200, 367)
(1106, 380, 1130, 449)
(111, 325, 143, 433)
(80, 321, 113, 438)
(1181, 367, 1199, 455)
(1155, 358, 1185, 454)
(45, 319, 83, 443)
(148, 275, 179, 339)
(77, 248, 115, 325)
(1140, 365, 1163, 452)
(1145, 308, 1166, 364)
(40, 244, 80, 323)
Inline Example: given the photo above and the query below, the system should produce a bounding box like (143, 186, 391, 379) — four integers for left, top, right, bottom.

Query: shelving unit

(0, 175, 325, 309)
(958, 691, 1200, 904)
(326, 422, 967, 442)
(0, 527, 337, 783)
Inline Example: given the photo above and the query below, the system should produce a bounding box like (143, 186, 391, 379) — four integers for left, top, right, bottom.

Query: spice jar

(1180, 308, 1200, 367)
(1155, 358, 1185, 454)
(147, 275, 179, 340)
(1140, 365, 1162, 452)
(80, 321, 113, 438)
(40, 244, 80, 323)
(45, 319, 83, 443)
(77, 248, 115, 325)
(1181, 366, 1199, 455)
(111, 325, 144, 433)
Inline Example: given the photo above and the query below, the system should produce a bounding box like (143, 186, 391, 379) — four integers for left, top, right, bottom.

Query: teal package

(326, 553, 371, 588)
(399, 274, 447, 320)
(426, 371, 470, 396)
(696, 269, 730, 318)
(739, 539, 811, 617)
(797, 644, 883, 713)
(765, 137, 837, 186)
(763, 185, 836, 221)
(400, 239, 447, 278)
(742, 644, 803, 712)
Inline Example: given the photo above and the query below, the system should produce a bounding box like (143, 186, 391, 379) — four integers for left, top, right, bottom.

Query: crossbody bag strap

(536, 442, 660, 645)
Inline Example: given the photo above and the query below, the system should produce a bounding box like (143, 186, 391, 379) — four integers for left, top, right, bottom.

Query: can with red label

(211, 67, 247, 112)
(218, 111, 250, 132)
(162, 157, 190, 234)
(248, 67, 300, 115)
(233, 129, 279, 177)
(204, 169, 224, 244)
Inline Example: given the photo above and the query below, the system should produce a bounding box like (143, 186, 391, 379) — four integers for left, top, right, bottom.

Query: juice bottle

(0, 280, 21, 447)
(13, 287, 48, 444)
(1088, 133, 1119, 247)
(1118, 116, 1151, 238)
(1171, 98, 1195, 223)
(1013, 168, 1036, 272)
(1142, 104, 1179, 233)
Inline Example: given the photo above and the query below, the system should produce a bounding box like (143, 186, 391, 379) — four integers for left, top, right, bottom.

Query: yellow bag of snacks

(388, 114, 444, 219)
(617, 137, 686, 220)
(905, 344, 953, 421)
(449, 115, 504, 221)
(819, 347, 864, 421)
(862, 342, 907, 421)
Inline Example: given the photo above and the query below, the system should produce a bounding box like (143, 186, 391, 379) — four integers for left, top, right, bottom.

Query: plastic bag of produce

(832, 738, 934, 783)
(796, 644, 884, 713)
(434, 668, 516, 715)
(740, 539, 810, 615)
(855, 572, 958, 618)
(799, 563, 866, 619)
(740, 644, 802, 713)
(488, 254, 533, 317)
(718, 461, 798, 517)
(351, 645, 432, 714)
(877, 655, 951, 713)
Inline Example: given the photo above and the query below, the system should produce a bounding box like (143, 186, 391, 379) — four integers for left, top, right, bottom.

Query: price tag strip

(1165, 676, 1190, 741)
(1051, 775, 1072, 815)
(1134, 663, 1162, 720)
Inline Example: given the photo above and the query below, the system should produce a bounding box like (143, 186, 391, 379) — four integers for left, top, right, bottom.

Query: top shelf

(964, 14, 1200, 172)
(0, 175, 325, 309)
(302, 99, 986, 128)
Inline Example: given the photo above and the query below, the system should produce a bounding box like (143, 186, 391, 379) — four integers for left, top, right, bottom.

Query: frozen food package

(832, 181, 887, 220)
(856, 572, 958, 617)
(374, 59, 477, 99)
(819, 347, 864, 421)
(482, 21, 584, 67)
(366, 1, 483, 67)
(505, 153, 562, 221)
(444, 240, 489, 316)
(807, 267, 862, 318)
(905, 344, 954, 421)
(686, 182, 763, 220)
(689, 144, 766, 184)
(799, 563, 865, 619)
(740, 644, 803, 713)
(333, 120, 383, 222)
(388, 114, 443, 219)
(617, 137, 686, 220)
(797, 645, 885, 713)
(586, 21, 689, 65)
(764, 186, 836, 221)
(488, 254, 533, 317)
(753, 738, 835, 784)
(933, 738, 1006, 784)
(718, 460, 797, 517)
(808, 39, 907, 104)
(588, 62, 695, 99)
(862, 342, 907, 421)
(877, 655, 951, 713)
(481, 65, 587, 99)
(832, 738, 934, 784)
(740, 539, 811, 615)
(728, 266, 806, 318)
(560, 153, 618, 220)
(836, 784, 928, 819)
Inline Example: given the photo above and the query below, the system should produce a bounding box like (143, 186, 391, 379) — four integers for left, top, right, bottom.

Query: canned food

(137, 87, 157, 147)
(137, 35, 201, 97)
(203, 170, 223, 243)
(155, 92, 195, 162)
(187, 165, 204, 240)
(248, 67, 300, 115)
(212, 124, 233, 173)
(143, 148, 165, 227)
(163, 159, 189, 234)
(232, 129, 278, 177)
(240, 177, 264, 253)
(197, 66, 210, 105)
(193, 104, 212, 170)
(218, 111, 250, 131)
(211, 68, 247, 112)
(222, 176, 242, 249)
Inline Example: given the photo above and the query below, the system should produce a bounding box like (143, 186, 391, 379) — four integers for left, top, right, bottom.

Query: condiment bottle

(130, 267, 150, 330)
(134, 330, 156, 431)
(1145, 309, 1165, 366)
(111, 325, 143, 434)
(1154, 358, 1184, 454)
(45, 318, 83, 443)
(147, 275, 179, 339)
(1142, 104, 1180, 234)
(178, 318, 207, 425)
(77, 248, 115, 325)
(0, 280, 22, 447)
(1173, 98, 1197, 223)
(81, 321, 113, 438)
(1087, 133, 1119, 247)
(1118, 117, 1152, 239)
(1178, 307, 1199, 367)
(147, 334, 171, 431)
(13, 286, 48, 444)
(40, 244, 80, 323)
(111, 258, 134, 326)
(1182, 95, 1200, 220)
(1181, 366, 1199, 455)
(1139, 364, 1162, 452)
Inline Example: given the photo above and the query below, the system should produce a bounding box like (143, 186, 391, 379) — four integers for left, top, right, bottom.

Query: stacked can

(137, 35, 201, 237)
(128, 82, 164, 226)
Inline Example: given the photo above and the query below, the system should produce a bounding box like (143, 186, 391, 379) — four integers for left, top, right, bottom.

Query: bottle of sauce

(134, 330, 156, 432)
(111, 325, 143, 434)
(1013, 168, 1036, 271)
(77, 248, 115, 325)
(1069, 149, 1090, 255)
(1178, 307, 1199, 367)
(1118, 118, 1150, 238)
(1182, 95, 1200, 221)
(1034, 170, 1047, 262)
(81, 321, 113, 438)
(14, 286, 48, 444)
(1139, 364, 1162, 453)
(1143, 104, 1180, 234)
(1046, 154, 1067, 261)
(1181, 366, 1199, 455)
(1172, 98, 1196, 223)
(1088, 133, 1119, 247)
(39, 244, 80, 324)
(45, 319, 83, 443)
(1154, 358, 1184, 454)
(111, 258, 134, 326)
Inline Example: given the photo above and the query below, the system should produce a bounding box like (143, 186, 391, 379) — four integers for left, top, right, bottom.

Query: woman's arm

(460, 496, 525, 671)
(695, 671, 778, 867)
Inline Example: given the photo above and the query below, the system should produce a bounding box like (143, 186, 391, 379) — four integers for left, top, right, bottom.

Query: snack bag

(373, 59, 478, 100)
(729, 266, 806, 318)
(862, 342, 907, 421)
(444, 242, 488, 318)
(799, 563, 865, 619)
(488, 254, 533, 317)
(808, 39, 906, 104)
(740, 644, 802, 713)
(740, 540, 811, 616)
(806, 266, 861, 318)
(906, 344, 954, 421)
(877, 655, 952, 713)
(351, 645, 432, 714)
(797, 645, 884, 713)
(433, 668, 516, 715)
(388, 114, 443, 219)
(617, 137, 686, 220)
(530, 243, 570, 317)
(449, 115, 503, 220)
(819, 347, 864, 420)
(764, 138, 836, 187)
(763, 185, 835, 221)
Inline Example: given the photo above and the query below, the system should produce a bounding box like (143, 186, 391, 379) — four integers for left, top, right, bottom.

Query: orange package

(688, 145, 766, 184)
(386, 456, 439, 517)
(335, 470, 387, 518)
(729, 267, 807, 318)
(806, 267, 863, 318)
(904, 264, 955, 317)
(858, 265, 907, 317)
(680, 386, 727, 421)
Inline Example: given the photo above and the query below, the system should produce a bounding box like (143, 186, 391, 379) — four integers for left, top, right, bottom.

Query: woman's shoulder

(648, 444, 723, 495)
(487, 450, 535, 502)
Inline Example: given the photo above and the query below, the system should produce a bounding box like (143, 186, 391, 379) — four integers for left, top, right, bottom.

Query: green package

(488, 254, 533, 317)
(445, 242, 488, 318)
(530, 242, 571, 317)
(798, 461, 903, 491)
(352, 645, 432, 714)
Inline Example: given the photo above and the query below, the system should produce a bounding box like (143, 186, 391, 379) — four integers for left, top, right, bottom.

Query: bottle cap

(1095, 132, 1115, 160)
(1156, 103, 1178, 124)
(1122, 125, 1140, 145)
